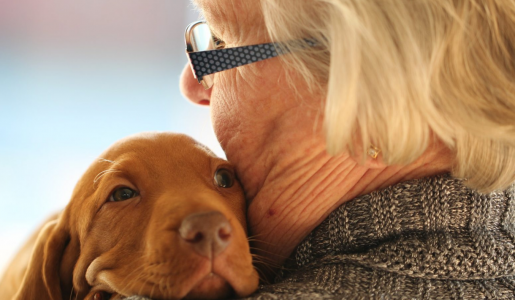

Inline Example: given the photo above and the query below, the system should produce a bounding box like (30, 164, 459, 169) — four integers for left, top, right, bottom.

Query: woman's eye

(212, 35, 226, 49)
(109, 187, 138, 202)
(214, 168, 234, 188)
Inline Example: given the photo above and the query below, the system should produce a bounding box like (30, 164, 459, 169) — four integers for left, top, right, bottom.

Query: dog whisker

(250, 253, 281, 265)
(93, 168, 121, 185)
(149, 278, 156, 300)
(68, 286, 74, 300)
(252, 259, 277, 271)
(248, 239, 277, 247)
(166, 279, 172, 300)
(255, 262, 279, 281)
(251, 256, 281, 270)
(246, 233, 266, 240)
(98, 158, 116, 164)
(249, 247, 289, 259)
(158, 277, 165, 299)
(135, 272, 147, 300)
(160, 277, 166, 299)
(253, 266, 272, 285)
(155, 278, 162, 300)
(119, 264, 142, 288)
(250, 252, 276, 261)
(119, 264, 146, 296)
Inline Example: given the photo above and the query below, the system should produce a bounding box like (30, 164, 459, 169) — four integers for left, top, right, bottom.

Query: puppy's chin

(184, 273, 233, 300)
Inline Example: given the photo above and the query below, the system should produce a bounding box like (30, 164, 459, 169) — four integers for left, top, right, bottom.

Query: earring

(367, 145, 381, 159)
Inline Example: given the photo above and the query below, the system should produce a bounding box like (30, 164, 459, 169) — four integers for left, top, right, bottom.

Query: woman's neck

(241, 138, 453, 281)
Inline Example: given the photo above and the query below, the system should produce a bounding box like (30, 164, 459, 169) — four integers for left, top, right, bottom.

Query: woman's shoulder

(247, 174, 515, 299)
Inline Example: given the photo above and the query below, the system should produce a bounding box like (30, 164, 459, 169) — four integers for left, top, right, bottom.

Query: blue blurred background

(0, 1, 221, 273)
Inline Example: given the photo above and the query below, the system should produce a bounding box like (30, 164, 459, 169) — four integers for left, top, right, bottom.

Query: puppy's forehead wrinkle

(194, 143, 216, 157)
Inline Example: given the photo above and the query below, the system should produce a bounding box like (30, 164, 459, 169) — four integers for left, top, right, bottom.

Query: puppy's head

(48, 132, 259, 299)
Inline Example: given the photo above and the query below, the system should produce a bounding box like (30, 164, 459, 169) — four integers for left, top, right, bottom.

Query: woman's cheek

(212, 71, 252, 116)
(210, 62, 289, 141)
(210, 81, 242, 140)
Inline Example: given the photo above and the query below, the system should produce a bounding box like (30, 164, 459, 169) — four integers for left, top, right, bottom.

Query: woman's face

(180, 0, 323, 199)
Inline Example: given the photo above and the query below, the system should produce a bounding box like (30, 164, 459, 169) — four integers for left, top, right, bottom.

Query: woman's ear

(14, 215, 78, 300)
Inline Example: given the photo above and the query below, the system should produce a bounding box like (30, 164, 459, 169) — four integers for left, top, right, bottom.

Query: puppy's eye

(214, 168, 234, 188)
(109, 187, 138, 202)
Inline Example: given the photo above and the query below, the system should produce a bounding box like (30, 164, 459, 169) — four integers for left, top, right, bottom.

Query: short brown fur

(0, 132, 259, 300)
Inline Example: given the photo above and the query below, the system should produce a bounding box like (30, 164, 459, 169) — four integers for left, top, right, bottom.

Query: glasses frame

(185, 21, 316, 90)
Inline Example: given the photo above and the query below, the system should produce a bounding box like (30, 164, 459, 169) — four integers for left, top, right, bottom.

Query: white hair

(261, 0, 515, 192)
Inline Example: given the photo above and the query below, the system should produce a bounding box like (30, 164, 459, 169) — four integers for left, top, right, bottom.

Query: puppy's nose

(179, 211, 232, 258)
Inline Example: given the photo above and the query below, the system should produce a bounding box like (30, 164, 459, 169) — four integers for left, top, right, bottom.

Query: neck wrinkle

(247, 141, 453, 281)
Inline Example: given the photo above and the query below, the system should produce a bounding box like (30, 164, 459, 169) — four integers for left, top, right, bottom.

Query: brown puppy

(0, 132, 259, 300)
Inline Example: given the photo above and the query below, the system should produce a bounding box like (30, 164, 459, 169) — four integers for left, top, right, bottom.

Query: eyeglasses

(184, 21, 317, 90)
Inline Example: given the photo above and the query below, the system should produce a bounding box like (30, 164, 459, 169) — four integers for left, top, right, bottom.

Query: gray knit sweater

(126, 174, 515, 299)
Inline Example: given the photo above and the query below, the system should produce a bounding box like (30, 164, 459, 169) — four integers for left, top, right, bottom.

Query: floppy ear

(14, 216, 78, 300)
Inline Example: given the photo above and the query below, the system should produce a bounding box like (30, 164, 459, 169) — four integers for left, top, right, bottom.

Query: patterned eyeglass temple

(185, 21, 317, 88)
(189, 43, 282, 82)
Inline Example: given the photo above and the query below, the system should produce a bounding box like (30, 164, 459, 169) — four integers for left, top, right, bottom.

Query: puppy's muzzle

(179, 211, 232, 259)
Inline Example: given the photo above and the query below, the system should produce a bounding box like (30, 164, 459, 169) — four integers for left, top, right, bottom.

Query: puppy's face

(63, 133, 258, 299)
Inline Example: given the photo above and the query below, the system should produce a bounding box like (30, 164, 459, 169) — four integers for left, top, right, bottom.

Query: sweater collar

(290, 174, 515, 280)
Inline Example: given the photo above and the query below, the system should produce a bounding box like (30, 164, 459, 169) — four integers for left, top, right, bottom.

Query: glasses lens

(192, 23, 215, 51)
(190, 23, 215, 89)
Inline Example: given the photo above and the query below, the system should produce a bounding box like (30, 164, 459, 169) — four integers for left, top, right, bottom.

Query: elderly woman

(178, 0, 515, 298)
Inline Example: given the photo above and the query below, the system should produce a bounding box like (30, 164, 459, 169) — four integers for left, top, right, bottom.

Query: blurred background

(0, 0, 220, 274)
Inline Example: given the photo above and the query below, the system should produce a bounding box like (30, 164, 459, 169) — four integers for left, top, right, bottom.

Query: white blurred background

(0, 0, 221, 274)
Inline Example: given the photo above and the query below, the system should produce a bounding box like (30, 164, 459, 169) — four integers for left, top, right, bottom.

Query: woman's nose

(180, 63, 212, 106)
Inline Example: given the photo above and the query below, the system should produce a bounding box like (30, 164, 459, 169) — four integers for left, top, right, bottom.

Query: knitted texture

(125, 174, 515, 299)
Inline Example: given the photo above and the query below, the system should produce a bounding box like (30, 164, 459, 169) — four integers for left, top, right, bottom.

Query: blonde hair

(261, 0, 515, 192)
